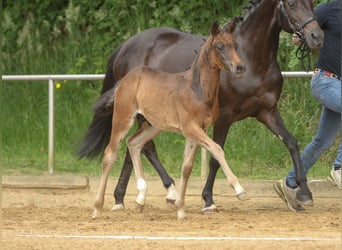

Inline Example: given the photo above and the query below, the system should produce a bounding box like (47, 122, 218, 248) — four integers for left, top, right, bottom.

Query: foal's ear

(210, 21, 220, 36)
(225, 17, 238, 33)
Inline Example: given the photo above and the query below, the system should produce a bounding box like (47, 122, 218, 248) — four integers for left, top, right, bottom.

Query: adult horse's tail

(76, 45, 122, 159)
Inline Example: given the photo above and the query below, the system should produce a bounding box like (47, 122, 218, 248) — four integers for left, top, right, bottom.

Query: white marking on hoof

(136, 178, 147, 208)
(202, 204, 218, 213)
(111, 204, 125, 211)
(165, 184, 177, 204)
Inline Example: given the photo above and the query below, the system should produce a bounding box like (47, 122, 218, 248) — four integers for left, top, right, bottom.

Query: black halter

(277, 0, 317, 71)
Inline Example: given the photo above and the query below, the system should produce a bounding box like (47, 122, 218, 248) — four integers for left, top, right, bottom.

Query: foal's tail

(76, 45, 121, 159)
(92, 88, 115, 116)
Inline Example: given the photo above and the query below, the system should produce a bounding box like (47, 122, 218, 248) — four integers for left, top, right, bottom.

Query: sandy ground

(2, 176, 341, 249)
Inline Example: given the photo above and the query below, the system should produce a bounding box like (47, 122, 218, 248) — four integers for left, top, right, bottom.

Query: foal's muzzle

(235, 64, 246, 78)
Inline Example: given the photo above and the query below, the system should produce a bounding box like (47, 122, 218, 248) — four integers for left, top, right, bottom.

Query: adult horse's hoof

(111, 204, 125, 211)
(296, 190, 314, 206)
(166, 198, 176, 205)
(202, 204, 218, 214)
(135, 202, 145, 213)
(165, 184, 177, 205)
(296, 186, 313, 206)
(236, 191, 248, 201)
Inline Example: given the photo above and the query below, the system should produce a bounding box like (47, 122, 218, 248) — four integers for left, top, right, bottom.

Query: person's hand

(291, 33, 302, 46)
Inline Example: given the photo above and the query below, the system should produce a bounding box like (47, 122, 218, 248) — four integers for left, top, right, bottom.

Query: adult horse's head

(277, 0, 324, 49)
(209, 19, 246, 78)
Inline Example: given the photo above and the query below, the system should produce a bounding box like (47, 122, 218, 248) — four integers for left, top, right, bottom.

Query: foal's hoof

(177, 209, 187, 220)
(202, 204, 218, 214)
(92, 209, 100, 219)
(236, 191, 248, 201)
(111, 204, 125, 211)
(236, 192, 248, 200)
(135, 202, 145, 213)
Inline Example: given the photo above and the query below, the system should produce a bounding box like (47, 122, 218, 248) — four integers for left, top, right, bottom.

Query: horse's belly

(138, 108, 181, 133)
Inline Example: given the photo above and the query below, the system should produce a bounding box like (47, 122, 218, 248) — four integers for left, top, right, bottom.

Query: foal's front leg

(190, 127, 246, 199)
(176, 138, 198, 220)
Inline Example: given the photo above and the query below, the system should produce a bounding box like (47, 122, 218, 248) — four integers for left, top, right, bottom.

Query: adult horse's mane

(240, 0, 262, 22)
(197, 0, 263, 54)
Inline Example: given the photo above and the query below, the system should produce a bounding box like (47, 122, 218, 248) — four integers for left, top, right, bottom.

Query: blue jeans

(286, 71, 341, 188)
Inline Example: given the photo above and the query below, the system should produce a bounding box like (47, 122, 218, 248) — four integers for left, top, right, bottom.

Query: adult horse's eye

(287, 0, 295, 8)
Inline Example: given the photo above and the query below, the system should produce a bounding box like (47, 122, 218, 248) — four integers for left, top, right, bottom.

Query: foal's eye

(216, 43, 224, 50)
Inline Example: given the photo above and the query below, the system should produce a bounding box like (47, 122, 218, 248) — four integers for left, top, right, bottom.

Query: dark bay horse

(78, 0, 324, 212)
(92, 20, 246, 219)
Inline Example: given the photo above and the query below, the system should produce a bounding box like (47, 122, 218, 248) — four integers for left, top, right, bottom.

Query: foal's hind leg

(126, 124, 162, 212)
(93, 113, 135, 219)
(113, 117, 176, 210)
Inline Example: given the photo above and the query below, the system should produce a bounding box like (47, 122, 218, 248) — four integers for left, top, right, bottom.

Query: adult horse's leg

(202, 116, 231, 212)
(112, 148, 134, 210)
(256, 108, 312, 204)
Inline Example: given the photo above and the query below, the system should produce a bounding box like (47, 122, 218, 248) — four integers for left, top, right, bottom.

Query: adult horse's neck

(190, 40, 220, 104)
(238, 0, 281, 71)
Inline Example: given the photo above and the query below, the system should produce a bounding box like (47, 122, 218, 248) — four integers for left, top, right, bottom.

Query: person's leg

(286, 107, 340, 188)
(333, 140, 341, 169)
(274, 75, 341, 210)
(329, 140, 341, 189)
(286, 74, 341, 188)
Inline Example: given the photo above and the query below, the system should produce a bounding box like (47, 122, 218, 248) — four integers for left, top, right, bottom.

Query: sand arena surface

(2, 176, 341, 249)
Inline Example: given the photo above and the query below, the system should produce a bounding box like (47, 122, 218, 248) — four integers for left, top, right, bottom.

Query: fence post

(48, 78, 55, 174)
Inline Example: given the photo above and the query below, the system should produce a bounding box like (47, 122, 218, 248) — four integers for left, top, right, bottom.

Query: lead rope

(295, 40, 312, 72)
(277, 0, 314, 72)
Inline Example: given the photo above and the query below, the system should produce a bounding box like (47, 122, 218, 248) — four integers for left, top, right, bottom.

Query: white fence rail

(2, 72, 313, 174)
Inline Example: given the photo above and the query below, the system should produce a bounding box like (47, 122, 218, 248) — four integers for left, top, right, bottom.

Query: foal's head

(208, 20, 245, 78)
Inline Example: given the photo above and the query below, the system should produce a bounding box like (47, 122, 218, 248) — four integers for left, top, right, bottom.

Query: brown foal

(93, 20, 246, 220)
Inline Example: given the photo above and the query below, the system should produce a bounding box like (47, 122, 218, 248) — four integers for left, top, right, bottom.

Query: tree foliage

(3, 0, 245, 74)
